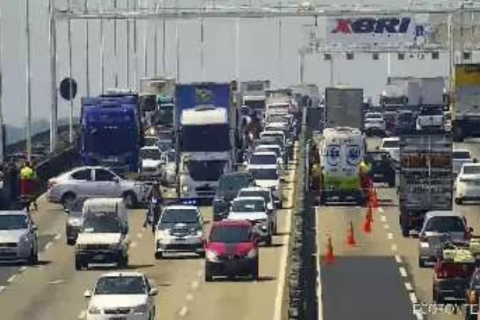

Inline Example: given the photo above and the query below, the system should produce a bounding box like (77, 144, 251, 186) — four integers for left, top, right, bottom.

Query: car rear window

(425, 217, 465, 233)
(209, 225, 251, 243)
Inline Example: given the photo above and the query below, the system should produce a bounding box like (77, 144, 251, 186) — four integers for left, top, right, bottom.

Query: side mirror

(149, 288, 158, 296)
(31, 225, 38, 231)
(468, 227, 474, 234)
(113, 177, 120, 183)
(63, 208, 70, 215)
(84, 290, 92, 298)
(280, 177, 286, 183)
(267, 203, 273, 211)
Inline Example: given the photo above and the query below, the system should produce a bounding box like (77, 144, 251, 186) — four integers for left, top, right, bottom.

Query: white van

(75, 198, 130, 270)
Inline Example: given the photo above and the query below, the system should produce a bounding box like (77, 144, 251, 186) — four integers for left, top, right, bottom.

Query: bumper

(156, 240, 204, 253)
(434, 281, 468, 301)
(0, 246, 31, 262)
(76, 250, 123, 264)
(86, 313, 150, 320)
(455, 185, 480, 200)
(205, 257, 257, 277)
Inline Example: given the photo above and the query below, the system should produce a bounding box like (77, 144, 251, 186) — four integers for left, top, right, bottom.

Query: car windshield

(239, 190, 271, 203)
(0, 214, 28, 230)
(249, 168, 279, 180)
(463, 165, 480, 174)
(218, 175, 252, 192)
(424, 216, 465, 233)
(160, 209, 198, 224)
(209, 225, 251, 243)
(256, 147, 281, 157)
(94, 276, 146, 295)
(144, 137, 157, 147)
(453, 151, 471, 160)
(382, 140, 399, 149)
(232, 199, 265, 212)
(249, 154, 277, 165)
(140, 148, 161, 160)
(83, 215, 122, 233)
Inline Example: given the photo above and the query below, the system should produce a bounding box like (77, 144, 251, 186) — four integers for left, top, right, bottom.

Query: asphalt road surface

(318, 137, 480, 320)
(0, 145, 299, 320)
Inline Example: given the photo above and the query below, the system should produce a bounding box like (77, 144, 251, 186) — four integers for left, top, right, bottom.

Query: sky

(0, 0, 470, 127)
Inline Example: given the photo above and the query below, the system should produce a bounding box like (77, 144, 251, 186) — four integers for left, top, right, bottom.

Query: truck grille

(104, 308, 131, 314)
(195, 185, 215, 196)
(85, 244, 110, 251)
(0, 243, 17, 248)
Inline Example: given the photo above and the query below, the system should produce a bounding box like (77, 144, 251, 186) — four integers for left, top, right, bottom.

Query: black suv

(365, 151, 396, 187)
(212, 172, 255, 221)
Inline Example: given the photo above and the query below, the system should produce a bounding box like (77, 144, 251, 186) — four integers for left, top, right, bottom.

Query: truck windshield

(382, 97, 405, 105)
(84, 128, 137, 154)
(382, 140, 399, 149)
(83, 216, 122, 233)
(182, 124, 230, 152)
(185, 160, 226, 181)
(140, 148, 161, 160)
(158, 104, 174, 125)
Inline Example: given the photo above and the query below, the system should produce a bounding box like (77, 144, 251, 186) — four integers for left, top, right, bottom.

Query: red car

(204, 220, 259, 281)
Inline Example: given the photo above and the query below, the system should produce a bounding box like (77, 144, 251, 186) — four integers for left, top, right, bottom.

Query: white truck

(380, 79, 422, 107)
(324, 87, 364, 129)
(140, 77, 176, 127)
(451, 64, 480, 142)
(240, 80, 270, 117)
(74, 198, 130, 270)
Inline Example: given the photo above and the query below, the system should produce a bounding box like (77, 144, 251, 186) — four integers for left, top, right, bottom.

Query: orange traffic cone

(363, 214, 372, 234)
(366, 205, 374, 222)
(325, 237, 335, 265)
(346, 221, 356, 246)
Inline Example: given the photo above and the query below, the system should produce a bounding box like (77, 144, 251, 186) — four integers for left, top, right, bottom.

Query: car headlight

(182, 185, 191, 192)
(246, 248, 258, 259)
(134, 304, 148, 313)
(88, 306, 101, 314)
(206, 250, 218, 261)
(19, 235, 29, 245)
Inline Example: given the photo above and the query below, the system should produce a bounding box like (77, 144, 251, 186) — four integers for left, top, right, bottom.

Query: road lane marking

(191, 280, 199, 290)
(409, 292, 418, 304)
(19, 266, 27, 273)
(137, 233, 143, 239)
(405, 282, 413, 291)
(7, 275, 17, 283)
(186, 293, 194, 301)
(44, 242, 53, 250)
(77, 310, 86, 319)
(273, 146, 297, 320)
(415, 312, 424, 320)
(196, 269, 202, 278)
(131, 242, 137, 248)
(0, 286, 5, 293)
(394, 254, 402, 264)
(49, 279, 66, 285)
(54, 234, 61, 240)
(378, 207, 384, 213)
(391, 244, 397, 252)
(179, 306, 188, 317)
(383, 224, 389, 230)
(380, 215, 386, 222)
(316, 208, 323, 320)
(387, 232, 393, 240)
(399, 267, 407, 277)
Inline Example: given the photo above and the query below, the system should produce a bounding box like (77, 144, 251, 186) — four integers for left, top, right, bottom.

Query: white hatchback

(454, 163, 480, 204)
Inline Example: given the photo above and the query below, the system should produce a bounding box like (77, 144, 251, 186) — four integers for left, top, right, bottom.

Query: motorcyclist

(145, 181, 163, 231)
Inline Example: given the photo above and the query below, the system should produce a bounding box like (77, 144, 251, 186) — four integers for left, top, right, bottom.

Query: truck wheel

(265, 235, 273, 247)
(155, 252, 163, 260)
(455, 198, 463, 205)
(119, 254, 129, 267)
(28, 247, 38, 266)
(401, 228, 409, 237)
(418, 257, 426, 268)
(75, 258, 83, 270)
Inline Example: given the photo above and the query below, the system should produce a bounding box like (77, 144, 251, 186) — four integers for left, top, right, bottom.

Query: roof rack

(436, 238, 480, 264)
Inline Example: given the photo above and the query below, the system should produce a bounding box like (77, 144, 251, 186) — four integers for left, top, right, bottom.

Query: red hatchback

(204, 220, 259, 281)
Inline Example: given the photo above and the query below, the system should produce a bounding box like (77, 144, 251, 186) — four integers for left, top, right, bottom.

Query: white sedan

(84, 271, 157, 320)
(454, 163, 480, 205)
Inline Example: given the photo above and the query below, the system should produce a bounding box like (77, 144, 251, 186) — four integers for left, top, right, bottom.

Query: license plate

(110, 317, 126, 320)
(175, 237, 186, 241)
(374, 174, 383, 177)
(93, 254, 104, 261)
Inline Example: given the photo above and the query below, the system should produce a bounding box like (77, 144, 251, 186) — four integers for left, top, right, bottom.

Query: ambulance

(318, 127, 366, 205)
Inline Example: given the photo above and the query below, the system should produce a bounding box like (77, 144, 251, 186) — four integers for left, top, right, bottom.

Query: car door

(69, 169, 95, 198)
(144, 276, 154, 312)
(92, 168, 123, 197)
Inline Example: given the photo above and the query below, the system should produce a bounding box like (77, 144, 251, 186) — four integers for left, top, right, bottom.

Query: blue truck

(80, 93, 144, 174)
(174, 82, 240, 200)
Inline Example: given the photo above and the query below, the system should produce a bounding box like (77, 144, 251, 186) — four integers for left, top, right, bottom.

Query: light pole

(49, 0, 58, 153)
(99, 0, 105, 93)
(0, 3, 4, 163)
(126, 0, 131, 87)
(67, 0, 74, 143)
(235, 18, 240, 80)
(113, 0, 118, 87)
(84, 0, 90, 96)
(25, 0, 32, 161)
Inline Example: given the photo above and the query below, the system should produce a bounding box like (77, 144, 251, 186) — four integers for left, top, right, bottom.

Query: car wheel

(273, 222, 278, 235)
(66, 238, 76, 246)
(122, 191, 137, 209)
(455, 198, 463, 205)
(198, 251, 205, 258)
(205, 272, 213, 282)
(278, 201, 283, 209)
(265, 235, 273, 247)
(75, 258, 83, 271)
(401, 228, 409, 238)
(418, 258, 426, 268)
(119, 254, 129, 268)
(155, 252, 163, 260)
(61, 192, 76, 207)
(28, 247, 38, 265)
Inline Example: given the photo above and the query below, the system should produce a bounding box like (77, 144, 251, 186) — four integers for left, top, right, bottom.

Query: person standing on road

(20, 161, 37, 211)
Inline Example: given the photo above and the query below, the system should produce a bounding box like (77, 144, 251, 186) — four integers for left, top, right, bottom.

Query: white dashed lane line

(54, 234, 61, 240)
(387, 233, 394, 240)
(77, 310, 86, 319)
(405, 282, 413, 291)
(7, 274, 17, 283)
(179, 306, 188, 317)
(394, 254, 402, 264)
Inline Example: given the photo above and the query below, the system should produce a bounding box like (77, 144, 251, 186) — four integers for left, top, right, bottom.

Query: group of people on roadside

(0, 159, 38, 211)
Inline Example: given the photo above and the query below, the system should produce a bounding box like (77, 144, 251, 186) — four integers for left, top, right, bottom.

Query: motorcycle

(147, 197, 162, 233)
